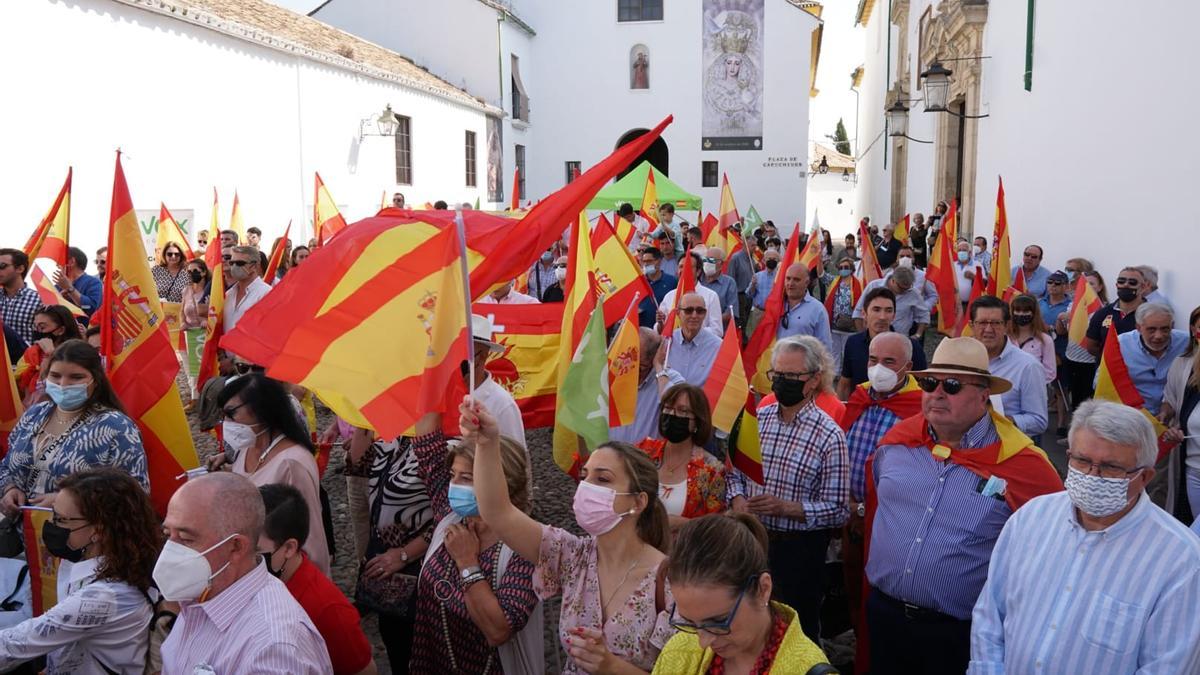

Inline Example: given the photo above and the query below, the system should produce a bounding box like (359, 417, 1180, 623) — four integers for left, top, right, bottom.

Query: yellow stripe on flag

(704, 317, 750, 433)
(607, 303, 640, 427)
(316, 222, 442, 317)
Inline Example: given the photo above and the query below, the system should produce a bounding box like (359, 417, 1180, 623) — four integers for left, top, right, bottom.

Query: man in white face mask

(971, 400, 1200, 674)
(158, 472, 333, 674)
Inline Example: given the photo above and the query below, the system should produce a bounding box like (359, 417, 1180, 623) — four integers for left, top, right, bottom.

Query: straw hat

(910, 337, 1012, 394)
(471, 314, 504, 353)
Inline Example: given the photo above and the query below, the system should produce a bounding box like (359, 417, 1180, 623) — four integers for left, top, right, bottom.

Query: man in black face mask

(1083, 266, 1146, 357)
(727, 335, 849, 642)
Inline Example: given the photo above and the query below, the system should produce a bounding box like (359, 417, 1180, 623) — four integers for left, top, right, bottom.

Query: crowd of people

(0, 198, 1193, 675)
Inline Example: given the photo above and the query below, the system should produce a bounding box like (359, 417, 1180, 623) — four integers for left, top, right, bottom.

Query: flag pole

(454, 209, 476, 400)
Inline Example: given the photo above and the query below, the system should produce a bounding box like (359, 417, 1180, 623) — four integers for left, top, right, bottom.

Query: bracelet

(461, 572, 487, 588)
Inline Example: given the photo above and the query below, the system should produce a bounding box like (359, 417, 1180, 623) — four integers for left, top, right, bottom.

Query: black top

(876, 238, 903, 269)
(841, 330, 929, 386)
(1085, 301, 1140, 344)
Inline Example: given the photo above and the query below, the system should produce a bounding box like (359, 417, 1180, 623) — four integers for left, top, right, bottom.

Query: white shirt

(478, 290, 539, 305)
(658, 285, 724, 336)
(474, 374, 532, 490)
(224, 276, 273, 331)
(0, 557, 151, 674)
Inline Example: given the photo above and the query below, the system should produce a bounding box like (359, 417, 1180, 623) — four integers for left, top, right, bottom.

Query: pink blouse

(1017, 332, 1057, 383)
(535, 525, 675, 673)
(232, 442, 330, 576)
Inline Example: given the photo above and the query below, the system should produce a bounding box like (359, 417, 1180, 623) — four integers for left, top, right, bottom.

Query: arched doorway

(615, 129, 668, 180)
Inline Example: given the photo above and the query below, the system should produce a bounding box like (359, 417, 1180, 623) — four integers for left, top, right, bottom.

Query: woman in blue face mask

(0, 340, 148, 524)
(406, 410, 543, 674)
(14, 304, 83, 402)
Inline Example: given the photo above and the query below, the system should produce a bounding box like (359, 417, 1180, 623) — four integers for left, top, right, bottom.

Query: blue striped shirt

(866, 414, 1010, 619)
(845, 401, 901, 503)
(970, 492, 1200, 675)
(667, 328, 722, 387)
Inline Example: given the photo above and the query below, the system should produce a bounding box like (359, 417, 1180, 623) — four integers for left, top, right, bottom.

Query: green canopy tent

(586, 161, 703, 212)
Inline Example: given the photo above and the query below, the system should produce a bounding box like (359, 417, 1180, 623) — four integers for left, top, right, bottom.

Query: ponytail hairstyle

(597, 441, 670, 553)
(667, 513, 769, 595)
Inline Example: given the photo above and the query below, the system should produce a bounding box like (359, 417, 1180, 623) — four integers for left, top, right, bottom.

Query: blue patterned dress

(0, 403, 148, 498)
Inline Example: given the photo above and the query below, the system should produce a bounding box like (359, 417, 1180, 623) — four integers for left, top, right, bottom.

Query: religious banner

(701, 0, 765, 151)
(486, 116, 504, 204)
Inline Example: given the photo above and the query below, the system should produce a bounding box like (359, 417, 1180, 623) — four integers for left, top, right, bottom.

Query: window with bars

(393, 114, 412, 185)
(515, 145, 526, 200)
(618, 0, 663, 22)
(465, 130, 477, 187)
(565, 161, 581, 184)
(702, 161, 718, 188)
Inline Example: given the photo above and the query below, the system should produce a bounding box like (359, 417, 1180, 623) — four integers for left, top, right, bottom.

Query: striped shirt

(162, 561, 333, 675)
(845, 401, 901, 503)
(726, 401, 849, 531)
(970, 492, 1200, 675)
(667, 328, 722, 387)
(866, 414, 1011, 619)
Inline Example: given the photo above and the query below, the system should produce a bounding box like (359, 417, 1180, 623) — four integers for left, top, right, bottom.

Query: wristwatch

(399, 549, 409, 564)
(855, 503, 866, 518)
(655, 370, 669, 379)
(460, 565, 483, 580)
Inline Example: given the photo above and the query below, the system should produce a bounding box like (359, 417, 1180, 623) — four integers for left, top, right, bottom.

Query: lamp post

(887, 100, 932, 144)
(359, 104, 399, 141)
(918, 61, 989, 119)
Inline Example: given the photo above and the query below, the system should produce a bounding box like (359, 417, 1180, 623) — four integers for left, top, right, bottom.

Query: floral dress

(639, 439, 726, 518)
(536, 526, 675, 673)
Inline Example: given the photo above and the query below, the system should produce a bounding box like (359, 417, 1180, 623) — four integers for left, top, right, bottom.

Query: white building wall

(807, 173, 857, 239)
(853, 6, 894, 230)
(1, 0, 490, 258)
(899, 0, 937, 223)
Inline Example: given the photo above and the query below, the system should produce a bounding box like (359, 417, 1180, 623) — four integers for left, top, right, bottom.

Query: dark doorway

(615, 129, 669, 180)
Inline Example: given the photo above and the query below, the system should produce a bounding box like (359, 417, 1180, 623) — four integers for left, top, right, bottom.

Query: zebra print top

(0, 402, 148, 498)
(367, 437, 432, 543)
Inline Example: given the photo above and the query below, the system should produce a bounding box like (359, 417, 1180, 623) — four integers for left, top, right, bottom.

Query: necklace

(256, 434, 281, 464)
(708, 610, 787, 675)
(440, 544, 500, 672)
(661, 446, 693, 475)
(601, 550, 642, 619)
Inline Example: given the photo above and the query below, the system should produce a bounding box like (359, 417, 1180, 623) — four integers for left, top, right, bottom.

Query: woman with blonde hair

(151, 242, 189, 302)
(468, 397, 676, 674)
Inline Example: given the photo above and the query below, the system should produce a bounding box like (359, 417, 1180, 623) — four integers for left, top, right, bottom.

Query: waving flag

(314, 173, 348, 246)
(29, 267, 84, 318)
(798, 213, 823, 273)
(703, 317, 749, 434)
(701, 212, 725, 253)
(592, 214, 654, 327)
(640, 170, 660, 233)
(24, 169, 72, 267)
(0, 316, 23, 455)
(263, 220, 291, 282)
(743, 205, 763, 234)
(156, 204, 196, 261)
(987, 177, 1013, 296)
(857, 220, 883, 284)
(927, 199, 961, 334)
(553, 212, 602, 473)
(743, 231, 802, 393)
(229, 191, 247, 243)
(1094, 322, 1172, 457)
(661, 250, 696, 336)
(1001, 268, 1027, 303)
(895, 213, 910, 243)
(99, 153, 199, 516)
(1066, 275, 1103, 349)
(717, 173, 740, 233)
(470, 302, 561, 428)
(196, 196, 226, 393)
(559, 304, 609, 450)
(607, 298, 640, 427)
(729, 394, 764, 484)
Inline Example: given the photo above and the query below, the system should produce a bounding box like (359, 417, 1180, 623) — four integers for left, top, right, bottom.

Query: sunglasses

(235, 363, 253, 374)
(228, 260, 253, 267)
(680, 307, 707, 315)
(916, 376, 988, 395)
(165, 252, 182, 258)
(1115, 277, 1141, 287)
(222, 401, 249, 419)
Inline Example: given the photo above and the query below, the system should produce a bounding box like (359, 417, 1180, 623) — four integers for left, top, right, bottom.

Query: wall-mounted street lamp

(358, 104, 399, 141)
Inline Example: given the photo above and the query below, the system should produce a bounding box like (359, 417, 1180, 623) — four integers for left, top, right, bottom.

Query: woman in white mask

(468, 398, 676, 674)
(0, 341, 146, 520)
(210, 373, 330, 575)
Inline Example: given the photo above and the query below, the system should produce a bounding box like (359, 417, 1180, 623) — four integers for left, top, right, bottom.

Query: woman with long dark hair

(152, 242, 189, 302)
(0, 340, 145, 516)
(0, 467, 161, 672)
(180, 258, 211, 330)
(14, 305, 83, 398)
(213, 373, 331, 575)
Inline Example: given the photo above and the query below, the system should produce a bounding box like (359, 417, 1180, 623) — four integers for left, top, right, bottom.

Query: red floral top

(638, 439, 727, 518)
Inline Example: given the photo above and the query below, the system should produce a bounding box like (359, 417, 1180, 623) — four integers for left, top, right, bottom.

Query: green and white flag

(743, 205, 764, 235)
(558, 305, 610, 450)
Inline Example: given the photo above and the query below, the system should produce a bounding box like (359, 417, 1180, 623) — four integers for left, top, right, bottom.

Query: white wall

(2, 0, 490, 259)
(852, 5, 894, 228)
(807, 173, 857, 239)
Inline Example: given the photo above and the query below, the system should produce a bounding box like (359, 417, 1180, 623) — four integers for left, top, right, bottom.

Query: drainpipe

(883, 0, 892, 170)
(1024, 0, 1035, 91)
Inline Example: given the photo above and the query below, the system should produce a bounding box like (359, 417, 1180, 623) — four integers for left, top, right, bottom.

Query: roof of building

(855, 0, 877, 26)
(810, 142, 855, 172)
(309, 0, 536, 35)
(113, 0, 499, 114)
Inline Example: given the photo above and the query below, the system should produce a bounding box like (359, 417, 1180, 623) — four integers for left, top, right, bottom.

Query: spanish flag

(927, 199, 961, 334)
(956, 266, 987, 338)
(1001, 268, 1027, 303)
(196, 198, 226, 393)
(229, 190, 247, 243)
(987, 177, 1013, 297)
(156, 203, 196, 262)
(0, 316, 24, 455)
(823, 273, 863, 323)
(510, 167, 521, 211)
(263, 220, 291, 281)
(23, 508, 58, 615)
(99, 153, 199, 516)
(699, 212, 719, 250)
(894, 213, 910, 243)
(640, 169, 660, 233)
(470, 302, 561, 428)
(661, 249, 696, 336)
(858, 220, 883, 284)
(743, 231, 802, 393)
(29, 267, 84, 318)
(1094, 322, 1172, 457)
(314, 172, 348, 247)
(798, 217, 824, 273)
(25, 168, 71, 268)
(703, 316, 749, 434)
(717, 173, 740, 235)
(729, 394, 764, 484)
(607, 298, 640, 427)
(591, 213, 654, 327)
(222, 218, 469, 440)
(1066, 275, 1102, 350)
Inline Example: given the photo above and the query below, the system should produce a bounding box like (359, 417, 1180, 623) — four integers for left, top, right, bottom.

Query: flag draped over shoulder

(607, 298, 640, 427)
(592, 214, 654, 327)
(470, 302, 561, 428)
(156, 204, 196, 261)
(927, 199, 961, 334)
(221, 218, 469, 440)
(25, 168, 72, 266)
(99, 153, 199, 516)
(743, 232, 802, 393)
(314, 173, 348, 246)
(1094, 323, 1172, 456)
(703, 316, 749, 434)
(987, 177, 1013, 296)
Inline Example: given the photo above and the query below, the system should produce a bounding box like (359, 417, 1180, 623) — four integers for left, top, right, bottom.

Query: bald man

(666, 292, 723, 387)
(777, 262, 833, 353)
(160, 473, 332, 674)
(610, 327, 686, 443)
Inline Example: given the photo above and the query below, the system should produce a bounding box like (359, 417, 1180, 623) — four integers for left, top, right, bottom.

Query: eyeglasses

(50, 514, 88, 528)
(1115, 277, 1141, 287)
(228, 260, 253, 268)
(0, 263, 10, 271)
(1066, 452, 1144, 480)
(1047, 280, 1065, 286)
(222, 255, 232, 262)
(222, 401, 249, 419)
(669, 576, 757, 636)
(971, 320, 1006, 328)
(916, 376, 988, 395)
(680, 307, 707, 315)
(552, 264, 567, 270)
(661, 406, 694, 419)
(235, 362, 253, 374)
(767, 369, 816, 382)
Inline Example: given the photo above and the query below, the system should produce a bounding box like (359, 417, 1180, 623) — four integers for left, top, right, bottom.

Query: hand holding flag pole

(455, 209, 476, 400)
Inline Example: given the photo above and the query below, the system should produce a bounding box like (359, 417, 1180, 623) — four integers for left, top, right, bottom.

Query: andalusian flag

(99, 153, 199, 516)
(928, 199, 961, 334)
(470, 302, 561, 428)
(858, 219, 883, 284)
(0, 316, 24, 453)
(221, 219, 469, 439)
(314, 172, 348, 246)
(640, 169, 660, 233)
(592, 213, 654, 327)
(1094, 322, 1171, 455)
(553, 212, 602, 472)
(607, 298, 640, 427)
(894, 213, 910, 243)
(743, 205, 764, 234)
(156, 203, 196, 261)
(263, 220, 291, 281)
(743, 231, 802, 393)
(1066, 275, 1102, 349)
(559, 304, 609, 450)
(25, 168, 72, 267)
(703, 317, 749, 433)
(229, 190, 247, 243)
(29, 267, 84, 318)
(987, 177, 1013, 296)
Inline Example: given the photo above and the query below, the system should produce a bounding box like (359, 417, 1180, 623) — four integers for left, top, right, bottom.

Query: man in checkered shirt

(0, 248, 43, 344)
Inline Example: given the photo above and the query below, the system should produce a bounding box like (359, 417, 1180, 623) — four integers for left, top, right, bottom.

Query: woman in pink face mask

(465, 397, 675, 675)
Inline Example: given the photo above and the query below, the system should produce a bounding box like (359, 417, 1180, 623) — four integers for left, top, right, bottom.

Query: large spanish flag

(25, 168, 72, 267)
(1094, 322, 1172, 457)
(927, 199, 961, 334)
(314, 172, 349, 246)
(99, 153, 199, 516)
(470, 302, 561, 428)
(987, 177, 1013, 296)
(743, 230, 802, 393)
(591, 213, 654, 327)
(222, 218, 469, 440)
(703, 316, 749, 434)
(156, 203, 196, 261)
(1066, 275, 1102, 349)
(607, 297, 640, 427)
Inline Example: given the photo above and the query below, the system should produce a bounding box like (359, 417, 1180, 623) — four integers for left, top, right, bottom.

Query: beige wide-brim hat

(471, 314, 504, 352)
(910, 337, 1012, 394)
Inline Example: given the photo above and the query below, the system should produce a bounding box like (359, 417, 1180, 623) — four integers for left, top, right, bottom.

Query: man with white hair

(665, 292, 722, 387)
(1117, 302, 1189, 416)
(728, 335, 849, 642)
(970, 400, 1200, 674)
(1136, 264, 1172, 310)
(657, 247, 724, 335)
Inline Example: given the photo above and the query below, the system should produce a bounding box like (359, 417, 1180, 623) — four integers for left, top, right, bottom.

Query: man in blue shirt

(971, 296, 1048, 439)
(777, 262, 832, 354)
(1117, 302, 1189, 416)
(699, 248, 738, 325)
(55, 247, 103, 319)
(637, 247, 676, 328)
(1011, 244, 1050, 298)
(750, 249, 781, 309)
